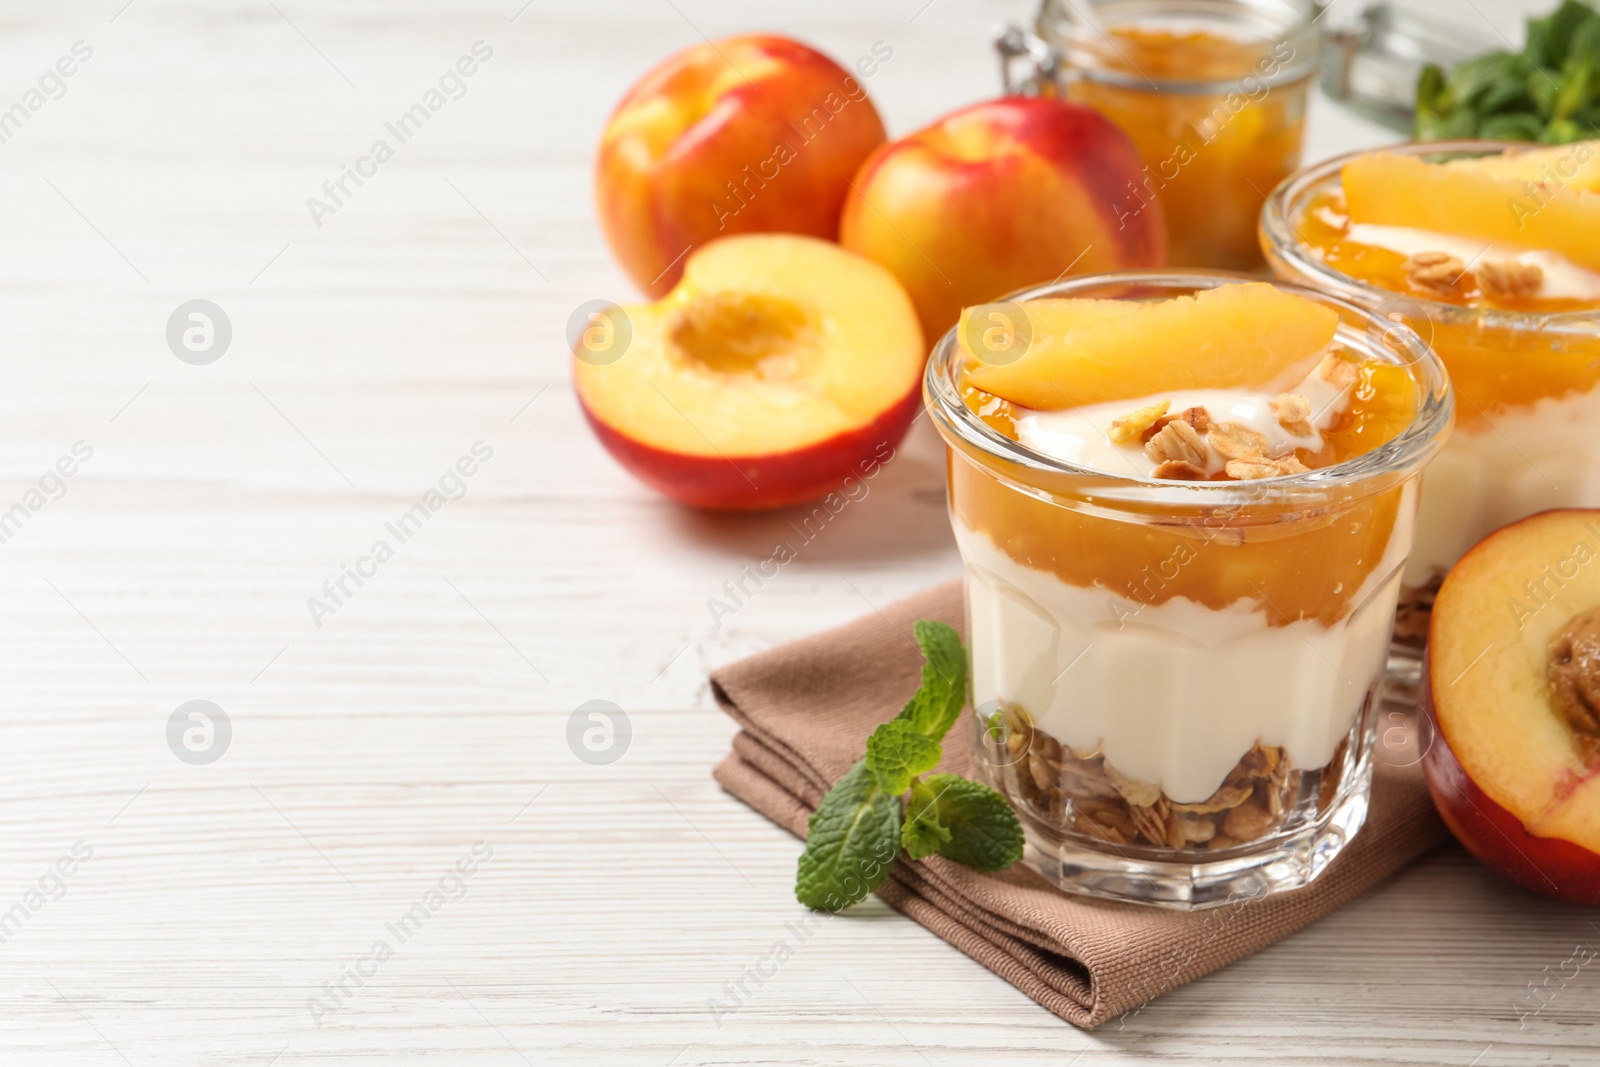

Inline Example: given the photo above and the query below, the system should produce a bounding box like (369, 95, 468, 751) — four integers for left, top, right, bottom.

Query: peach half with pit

(1422, 509, 1600, 904)
(572, 234, 924, 510)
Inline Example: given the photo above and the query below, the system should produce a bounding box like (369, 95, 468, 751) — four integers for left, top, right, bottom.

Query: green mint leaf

(1529, 0, 1596, 69)
(1542, 115, 1590, 143)
(1414, 63, 1451, 128)
(923, 774, 1025, 872)
(893, 620, 968, 740)
(1416, 62, 1447, 106)
(914, 620, 968, 738)
(1454, 52, 1534, 115)
(1479, 111, 1547, 141)
(795, 759, 901, 912)
(1420, 1, 1600, 145)
(1553, 57, 1594, 120)
(1530, 67, 1562, 120)
(1569, 15, 1600, 68)
(1417, 106, 1478, 141)
(865, 719, 942, 796)
(901, 776, 952, 861)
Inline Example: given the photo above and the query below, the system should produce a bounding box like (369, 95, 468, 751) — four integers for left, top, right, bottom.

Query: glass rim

(1037, 0, 1322, 94)
(923, 269, 1453, 503)
(1260, 138, 1600, 332)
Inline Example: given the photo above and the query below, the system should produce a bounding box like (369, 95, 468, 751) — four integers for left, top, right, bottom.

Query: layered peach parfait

(1039, 0, 1318, 269)
(924, 275, 1451, 906)
(1263, 141, 1600, 644)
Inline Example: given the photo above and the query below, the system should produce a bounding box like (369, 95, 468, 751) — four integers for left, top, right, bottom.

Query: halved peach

(1422, 509, 1600, 904)
(573, 234, 924, 509)
(1343, 151, 1600, 272)
(962, 282, 1337, 409)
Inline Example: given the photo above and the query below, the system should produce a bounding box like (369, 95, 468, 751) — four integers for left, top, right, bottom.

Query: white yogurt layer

(1408, 384, 1600, 582)
(1345, 223, 1600, 302)
(1012, 360, 1348, 480)
(959, 487, 1413, 803)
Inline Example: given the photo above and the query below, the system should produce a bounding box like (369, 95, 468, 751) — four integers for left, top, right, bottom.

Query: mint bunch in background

(1416, 0, 1600, 144)
(794, 621, 1024, 912)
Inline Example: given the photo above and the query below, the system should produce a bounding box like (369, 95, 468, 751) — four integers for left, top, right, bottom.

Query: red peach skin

(596, 35, 887, 297)
(579, 383, 917, 510)
(840, 95, 1166, 344)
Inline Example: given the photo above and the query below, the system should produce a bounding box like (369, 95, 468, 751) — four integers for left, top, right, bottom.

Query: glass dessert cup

(1262, 141, 1600, 659)
(1035, 0, 1319, 270)
(925, 272, 1452, 908)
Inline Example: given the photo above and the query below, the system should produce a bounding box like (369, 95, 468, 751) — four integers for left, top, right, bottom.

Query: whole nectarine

(595, 35, 887, 297)
(1422, 509, 1600, 904)
(839, 96, 1166, 344)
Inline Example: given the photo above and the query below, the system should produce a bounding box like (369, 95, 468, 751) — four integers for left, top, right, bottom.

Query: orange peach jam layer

(1291, 142, 1600, 428)
(1067, 24, 1306, 270)
(954, 284, 1417, 628)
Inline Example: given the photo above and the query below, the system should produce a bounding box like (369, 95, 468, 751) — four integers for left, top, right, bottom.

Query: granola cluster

(1477, 259, 1544, 302)
(993, 705, 1349, 852)
(1403, 251, 1466, 295)
(1117, 361, 1355, 483)
(1144, 407, 1210, 480)
(1402, 251, 1545, 302)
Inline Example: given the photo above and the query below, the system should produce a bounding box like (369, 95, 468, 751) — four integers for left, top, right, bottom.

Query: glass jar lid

(1317, 1, 1497, 131)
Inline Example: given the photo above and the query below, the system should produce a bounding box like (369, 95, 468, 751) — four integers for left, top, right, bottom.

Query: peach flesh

(1422, 509, 1600, 904)
(572, 234, 925, 509)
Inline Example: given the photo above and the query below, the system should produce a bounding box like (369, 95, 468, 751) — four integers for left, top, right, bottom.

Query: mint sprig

(1416, 0, 1600, 144)
(794, 621, 1025, 912)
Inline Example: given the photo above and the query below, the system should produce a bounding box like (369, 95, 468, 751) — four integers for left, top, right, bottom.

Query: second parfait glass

(1262, 141, 1600, 651)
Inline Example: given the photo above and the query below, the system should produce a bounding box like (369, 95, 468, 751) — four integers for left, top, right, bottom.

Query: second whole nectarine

(839, 96, 1166, 344)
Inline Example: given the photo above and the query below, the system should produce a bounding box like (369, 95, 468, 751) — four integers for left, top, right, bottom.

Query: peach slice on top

(1423, 509, 1600, 904)
(1342, 150, 1600, 273)
(1445, 139, 1600, 193)
(573, 234, 924, 510)
(962, 282, 1338, 410)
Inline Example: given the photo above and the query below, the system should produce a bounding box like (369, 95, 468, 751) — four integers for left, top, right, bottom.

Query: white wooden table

(2, 1, 1595, 1063)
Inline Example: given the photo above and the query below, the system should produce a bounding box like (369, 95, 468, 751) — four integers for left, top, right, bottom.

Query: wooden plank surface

(0, 0, 1595, 1063)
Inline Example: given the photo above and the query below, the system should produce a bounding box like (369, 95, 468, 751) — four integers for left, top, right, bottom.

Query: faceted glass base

(1016, 754, 1374, 909)
(972, 684, 1380, 911)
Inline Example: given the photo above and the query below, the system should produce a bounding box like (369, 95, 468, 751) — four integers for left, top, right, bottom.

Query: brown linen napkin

(711, 579, 1448, 1028)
